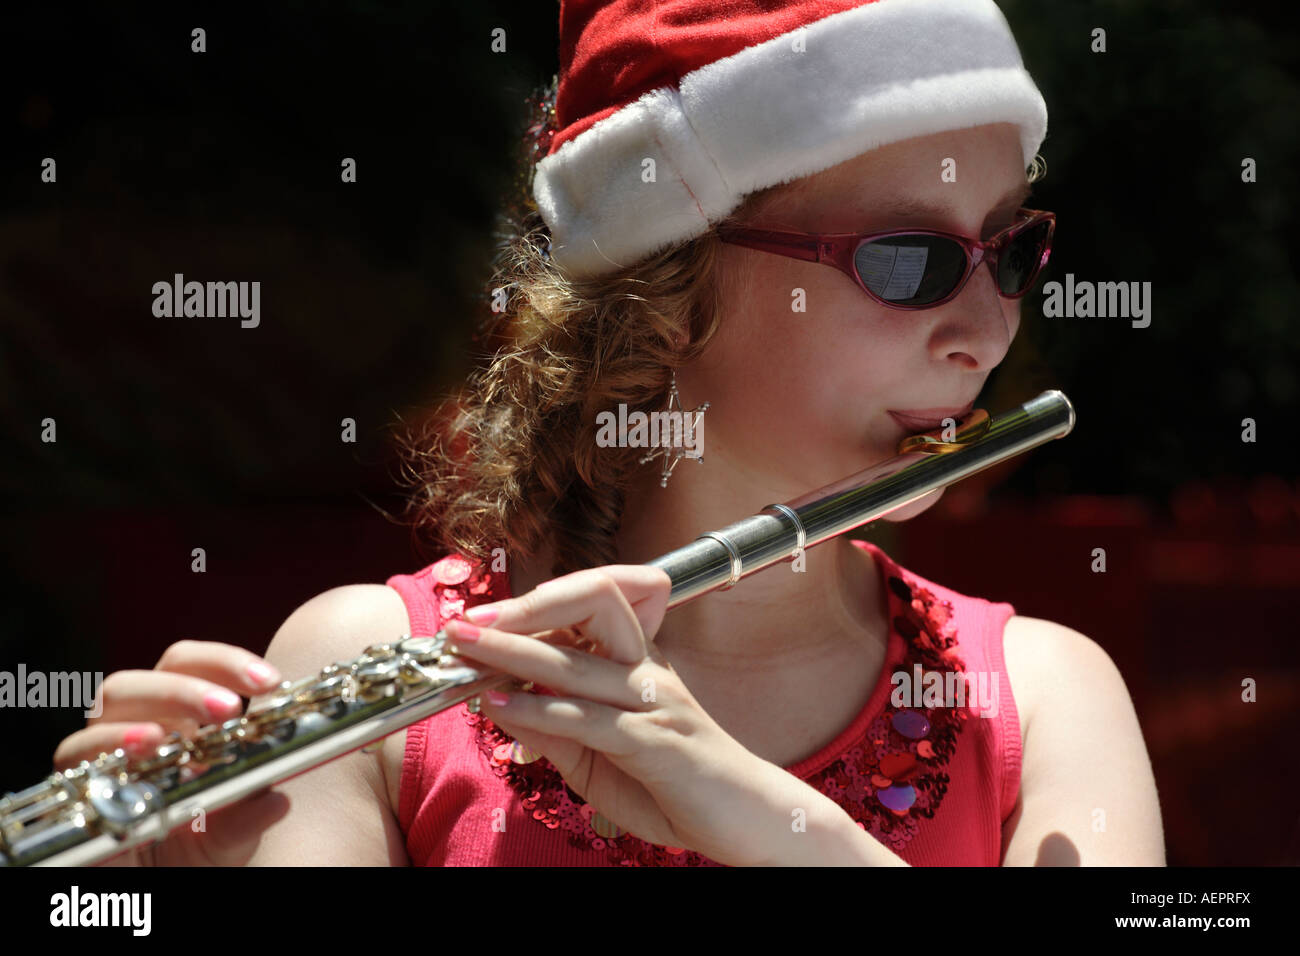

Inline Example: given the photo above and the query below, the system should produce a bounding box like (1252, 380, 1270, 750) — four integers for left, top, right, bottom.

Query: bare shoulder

(998, 615, 1165, 865)
(264, 583, 412, 817)
(1000, 614, 1119, 741)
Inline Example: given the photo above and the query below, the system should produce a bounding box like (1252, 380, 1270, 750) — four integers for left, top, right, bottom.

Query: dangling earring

(639, 370, 710, 488)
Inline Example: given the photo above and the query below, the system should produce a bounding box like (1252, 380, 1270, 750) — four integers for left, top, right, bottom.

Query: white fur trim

(533, 0, 1048, 278)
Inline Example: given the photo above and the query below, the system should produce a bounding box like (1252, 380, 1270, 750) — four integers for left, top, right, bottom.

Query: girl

(56, 0, 1165, 866)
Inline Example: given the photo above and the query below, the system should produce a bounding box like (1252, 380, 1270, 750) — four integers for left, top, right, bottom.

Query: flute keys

(395, 636, 442, 662)
(85, 775, 163, 835)
(194, 718, 249, 764)
(129, 735, 188, 775)
(354, 658, 403, 694)
(247, 693, 302, 732)
(304, 675, 348, 704)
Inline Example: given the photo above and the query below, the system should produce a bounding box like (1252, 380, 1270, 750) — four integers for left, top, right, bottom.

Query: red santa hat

(532, 0, 1049, 278)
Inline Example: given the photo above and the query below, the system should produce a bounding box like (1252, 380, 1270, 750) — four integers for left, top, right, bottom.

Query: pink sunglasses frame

(715, 207, 1057, 311)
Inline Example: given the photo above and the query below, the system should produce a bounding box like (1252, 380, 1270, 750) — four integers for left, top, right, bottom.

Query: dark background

(2, 1, 1296, 865)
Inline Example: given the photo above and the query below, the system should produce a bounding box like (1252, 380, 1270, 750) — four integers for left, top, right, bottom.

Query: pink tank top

(386, 540, 1021, 866)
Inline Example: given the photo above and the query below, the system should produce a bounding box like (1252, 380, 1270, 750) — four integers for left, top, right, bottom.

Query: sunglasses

(716, 207, 1056, 310)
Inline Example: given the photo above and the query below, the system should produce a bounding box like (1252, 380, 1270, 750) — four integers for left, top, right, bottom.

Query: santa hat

(531, 0, 1048, 278)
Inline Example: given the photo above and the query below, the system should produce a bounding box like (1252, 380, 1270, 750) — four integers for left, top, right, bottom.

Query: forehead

(743, 123, 1026, 224)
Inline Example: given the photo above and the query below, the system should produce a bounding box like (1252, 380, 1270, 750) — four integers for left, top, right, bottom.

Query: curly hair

(393, 102, 1048, 578)
(392, 203, 733, 578)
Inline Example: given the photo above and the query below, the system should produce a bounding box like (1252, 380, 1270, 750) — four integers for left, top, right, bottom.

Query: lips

(887, 404, 976, 431)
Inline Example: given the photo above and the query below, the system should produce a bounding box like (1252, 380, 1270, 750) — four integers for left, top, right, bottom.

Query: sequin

(878, 784, 917, 812)
(440, 561, 968, 865)
(892, 709, 930, 739)
(879, 753, 918, 780)
(509, 741, 543, 764)
(433, 555, 474, 585)
(590, 812, 625, 838)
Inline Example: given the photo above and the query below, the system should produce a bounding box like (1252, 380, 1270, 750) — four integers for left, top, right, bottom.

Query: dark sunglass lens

(853, 236, 967, 306)
(997, 220, 1051, 295)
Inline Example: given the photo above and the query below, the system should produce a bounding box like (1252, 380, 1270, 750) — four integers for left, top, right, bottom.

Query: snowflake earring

(639, 370, 710, 488)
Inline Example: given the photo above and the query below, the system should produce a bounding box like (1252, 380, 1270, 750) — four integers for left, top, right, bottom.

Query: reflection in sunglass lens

(853, 236, 967, 306)
(997, 220, 1051, 295)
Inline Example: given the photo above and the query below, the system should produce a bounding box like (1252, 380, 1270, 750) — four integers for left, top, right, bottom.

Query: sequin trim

(431, 554, 969, 866)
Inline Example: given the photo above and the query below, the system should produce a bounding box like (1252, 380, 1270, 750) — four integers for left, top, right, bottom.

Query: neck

(609, 454, 889, 669)
(505, 448, 892, 667)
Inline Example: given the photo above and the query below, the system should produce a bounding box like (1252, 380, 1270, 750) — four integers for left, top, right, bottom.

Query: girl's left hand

(442, 564, 790, 867)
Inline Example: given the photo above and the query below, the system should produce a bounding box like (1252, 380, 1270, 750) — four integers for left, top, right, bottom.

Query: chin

(880, 487, 944, 523)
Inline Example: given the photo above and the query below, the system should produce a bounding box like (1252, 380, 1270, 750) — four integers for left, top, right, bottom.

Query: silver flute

(0, 389, 1074, 867)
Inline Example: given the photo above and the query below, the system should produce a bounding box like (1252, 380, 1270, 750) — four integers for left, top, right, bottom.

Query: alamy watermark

(152, 274, 260, 328)
(595, 403, 705, 456)
(890, 664, 999, 718)
(1041, 273, 1151, 328)
(0, 665, 104, 717)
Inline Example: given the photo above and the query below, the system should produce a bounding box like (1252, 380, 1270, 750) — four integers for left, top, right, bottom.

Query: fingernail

(122, 725, 161, 755)
(448, 620, 480, 642)
(463, 604, 499, 625)
(246, 661, 278, 687)
(486, 690, 510, 706)
(204, 689, 242, 720)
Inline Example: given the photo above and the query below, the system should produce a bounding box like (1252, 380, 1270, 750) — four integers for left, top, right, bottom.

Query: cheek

(701, 267, 911, 457)
(703, 294, 822, 432)
(1003, 298, 1022, 339)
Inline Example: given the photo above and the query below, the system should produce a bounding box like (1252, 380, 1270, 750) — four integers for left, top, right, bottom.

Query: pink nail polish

(464, 604, 499, 625)
(449, 620, 480, 641)
(122, 725, 158, 754)
(486, 690, 510, 706)
(246, 661, 277, 686)
(204, 689, 242, 720)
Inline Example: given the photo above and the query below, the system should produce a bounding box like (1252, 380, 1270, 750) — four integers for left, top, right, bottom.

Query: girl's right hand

(52, 640, 293, 866)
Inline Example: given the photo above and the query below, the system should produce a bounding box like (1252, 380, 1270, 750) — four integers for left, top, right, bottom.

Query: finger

(478, 690, 644, 760)
(154, 640, 282, 696)
(537, 565, 674, 640)
(90, 669, 249, 727)
(462, 566, 671, 664)
(444, 620, 650, 711)
(54, 722, 167, 771)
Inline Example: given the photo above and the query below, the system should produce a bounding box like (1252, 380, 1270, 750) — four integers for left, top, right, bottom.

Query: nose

(929, 259, 1016, 371)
